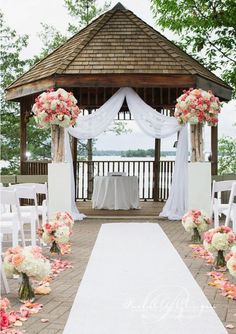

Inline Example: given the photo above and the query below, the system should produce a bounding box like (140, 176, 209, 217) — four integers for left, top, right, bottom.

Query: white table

(63, 223, 227, 334)
(92, 176, 139, 210)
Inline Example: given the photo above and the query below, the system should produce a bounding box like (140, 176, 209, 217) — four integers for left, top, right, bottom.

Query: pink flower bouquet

(4, 246, 50, 281)
(204, 226, 236, 271)
(226, 246, 236, 277)
(32, 88, 80, 128)
(182, 210, 211, 243)
(175, 88, 220, 126)
(4, 246, 51, 302)
(38, 211, 74, 255)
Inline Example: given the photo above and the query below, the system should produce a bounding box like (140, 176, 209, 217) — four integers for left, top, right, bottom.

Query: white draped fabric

(65, 87, 188, 220)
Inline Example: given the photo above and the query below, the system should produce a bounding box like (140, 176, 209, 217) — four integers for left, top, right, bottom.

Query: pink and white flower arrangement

(175, 88, 220, 126)
(182, 210, 211, 233)
(32, 88, 80, 128)
(3, 246, 51, 281)
(226, 246, 236, 277)
(51, 211, 74, 230)
(203, 226, 236, 253)
(182, 210, 211, 242)
(37, 211, 74, 255)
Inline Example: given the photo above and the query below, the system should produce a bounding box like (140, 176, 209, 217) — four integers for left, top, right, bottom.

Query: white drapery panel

(66, 87, 188, 220)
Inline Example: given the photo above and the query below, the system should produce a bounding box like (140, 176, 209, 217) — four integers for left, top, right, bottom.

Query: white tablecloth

(92, 176, 139, 210)
(63, 223, 227, 334)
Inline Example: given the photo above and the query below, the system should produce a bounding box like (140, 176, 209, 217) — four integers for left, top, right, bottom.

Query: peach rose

(12, 254, 25, 266)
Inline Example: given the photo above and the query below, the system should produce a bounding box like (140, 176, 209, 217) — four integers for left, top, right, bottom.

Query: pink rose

(0, 298, 10, 311)
(0, 310, 10, 329)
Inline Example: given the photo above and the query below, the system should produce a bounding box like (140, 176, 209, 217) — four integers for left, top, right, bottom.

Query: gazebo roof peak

(112, 2, 126, 11)
(6, 2, 232, 101)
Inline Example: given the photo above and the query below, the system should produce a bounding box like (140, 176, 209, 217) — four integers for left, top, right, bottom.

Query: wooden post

(211, 125, 218, 176)
(20, 100, 27, 174)
(51, 125, 65, 162)
(87, 109, 93, 200)
(153, 138, 161, 202)
(72, 137, 78, 200)
(190, 124, 204, 162)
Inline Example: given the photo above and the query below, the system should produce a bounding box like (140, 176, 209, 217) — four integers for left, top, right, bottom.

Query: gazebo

(6, 3, 232, 201)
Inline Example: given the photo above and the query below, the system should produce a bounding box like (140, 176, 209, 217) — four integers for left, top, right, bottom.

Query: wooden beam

(56, 74, 195, 88)
(20, 101, 27, 174)
(196, 75, 232, 101)
(211, 126, 218, 176)
(6, 78, 56, 101)
(153, 138, 161, 201)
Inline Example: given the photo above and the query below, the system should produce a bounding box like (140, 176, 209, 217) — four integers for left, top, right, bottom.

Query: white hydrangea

(227, 256, 236, 277)
(42, 232, 51, 244)
(211, 233, 230, 251)
(203, 240, 215, 253)
(54, 225, 70, 244)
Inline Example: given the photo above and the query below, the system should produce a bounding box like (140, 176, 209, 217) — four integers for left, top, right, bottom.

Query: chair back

(10, 184, 38, 202)
(16, 183, 48, 196)
(225, 182, 236, 226)
(211, 180, 236, 213)
(0, 188, 21, 219)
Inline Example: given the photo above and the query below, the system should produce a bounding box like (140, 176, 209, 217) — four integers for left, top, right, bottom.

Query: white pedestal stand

(48, 163, 73, 219)
(187, 162, 211, 215)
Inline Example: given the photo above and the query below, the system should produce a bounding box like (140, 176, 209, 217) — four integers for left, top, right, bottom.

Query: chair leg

(213, 209, 219, 227)
(30, 219, 36, 247)
(1, 266, 10, 294)
(12, 228, 19, 247)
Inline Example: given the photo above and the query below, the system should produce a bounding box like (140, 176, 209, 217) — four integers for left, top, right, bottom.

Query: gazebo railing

(21, 160, 175, 201)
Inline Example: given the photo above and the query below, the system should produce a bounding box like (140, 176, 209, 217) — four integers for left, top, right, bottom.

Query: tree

(0, 11, 29, 173)
(218, 136, 236, 175)
(151, 0, 236, 95)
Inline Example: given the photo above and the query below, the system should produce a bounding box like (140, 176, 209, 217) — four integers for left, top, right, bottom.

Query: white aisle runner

(63, 223, 227, 334)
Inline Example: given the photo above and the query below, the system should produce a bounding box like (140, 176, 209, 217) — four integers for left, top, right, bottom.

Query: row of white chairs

(0, 183, 48, 247)
(211, 180, 236, 229)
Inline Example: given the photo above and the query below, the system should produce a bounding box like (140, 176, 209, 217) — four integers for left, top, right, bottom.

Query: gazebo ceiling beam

(6, 74, 231, 102)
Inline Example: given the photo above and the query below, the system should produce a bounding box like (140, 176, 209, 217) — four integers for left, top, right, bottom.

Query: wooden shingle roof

(6, 2, 231, 100)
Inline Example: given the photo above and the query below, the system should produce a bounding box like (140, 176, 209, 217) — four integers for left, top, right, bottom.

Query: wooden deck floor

(76, 200, 165, 218)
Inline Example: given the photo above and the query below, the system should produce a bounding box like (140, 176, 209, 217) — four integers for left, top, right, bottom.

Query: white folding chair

(0, 188, 25, 247)
(225, 183, 236, 228)
(0, 233, 10, 293)
(211, 180, 236, 227)
(9, 185, 39, 246)
(17, 183, 48, 225)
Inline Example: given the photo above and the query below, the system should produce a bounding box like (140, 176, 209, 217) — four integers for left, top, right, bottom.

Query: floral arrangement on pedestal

(38, 211, 74, 256)
(182, 209, 211, 243)
(32, 88, 80, 162)
(203, 226, 236, 271)
(226, 246, 236, 277)
(3, 246, 51, 303)
(174, 88, 221, 162)
(32, 88, 80, 129)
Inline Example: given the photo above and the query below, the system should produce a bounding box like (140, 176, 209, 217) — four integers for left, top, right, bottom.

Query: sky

(1, 0, 235, 152)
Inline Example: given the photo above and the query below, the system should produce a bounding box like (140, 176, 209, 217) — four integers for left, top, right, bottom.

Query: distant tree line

(93, 149, 177, 157)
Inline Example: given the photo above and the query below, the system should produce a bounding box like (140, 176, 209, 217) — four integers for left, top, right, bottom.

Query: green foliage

(218, 136, 236, 175)
(64, 0, 111, 33)
(0, 11, 29, 174)
(151, 0, 236, 95)
(121, 149, 155, 157)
